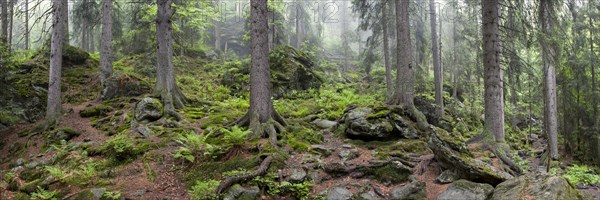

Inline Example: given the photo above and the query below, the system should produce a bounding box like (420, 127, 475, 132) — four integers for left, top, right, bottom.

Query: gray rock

(16, 158, 24, 166)
(134, 97, 163, 123)
(438, 179, 494, 200)
(343, 106, 419, 141)
(289, 168, 307, 182)
(390, 180, 426, 200)
(313, 119, 338, 129)
(327, 187, 353, 200)
(136, 125, 153, 138)
(491, 173, 582, 200)
(427, 127, 513, 185)
(102, 75, 151, 100)
(360, 190, 383, 200)
(90, 188, 107, 198)
(311, 145, 335, 156)
(223, 184, 260, 200)
(339, 149, 360, 161)
(48, 128, 80, 143)
(436, 170, 460, 184)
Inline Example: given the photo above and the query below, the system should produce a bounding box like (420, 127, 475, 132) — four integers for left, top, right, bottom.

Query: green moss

(360, 163, 410, 184)
(186, 156, 261, 186)
(80, 105, 113, 118)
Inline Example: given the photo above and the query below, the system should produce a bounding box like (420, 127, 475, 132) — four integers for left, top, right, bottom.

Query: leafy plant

(31, 187, 59, 200)
(189, 179, 220, 200)
(222, 126, 250, 147)
(102, 191, 121, 200)
(174, 131, 219, 162)
(252, 172, 313, 200)
(100, 134, 141, 162)
(562, 165, 600, 186)
(45, 166, 67, 180)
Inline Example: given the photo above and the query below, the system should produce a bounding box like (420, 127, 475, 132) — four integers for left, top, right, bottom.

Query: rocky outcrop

(427, 126, 512, 185)
(438, 179, 494, 200)
(342, 106, 419, 141)
(221, 46, 322, 98)
(491, 173, 583, 200)
(134, 97, 163, 123)
(101, 75, 151, 100)
(390, 179, 426, 200)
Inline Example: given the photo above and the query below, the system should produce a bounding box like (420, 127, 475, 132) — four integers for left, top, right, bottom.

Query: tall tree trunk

(430, 0, 443, 116)
(89, 26, 94, 52)
(482, 0, 505, 142)
(452, 11, 458, 99)
(1, 0, 7, 47)
(590, 4, 597, 130)
(249, 0, 272, 126)
(295, 2, 302, 48)
(389, 0, 414, 106)
(100, 0, 112, 83)
(382, 1, 392, 98)
(46, 0, 65, 125)
(24, 0, 28, 50)
(508, 10, 518, 107)
(155, 0, 186, 111)
(540, 0, 559, 160)
(81, 0, 88, 51)
(62, 0, 68, 44)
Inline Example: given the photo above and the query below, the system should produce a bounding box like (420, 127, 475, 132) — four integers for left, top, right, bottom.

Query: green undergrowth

(552, 164, 600, 186)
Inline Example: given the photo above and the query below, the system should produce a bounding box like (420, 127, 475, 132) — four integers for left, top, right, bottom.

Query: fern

(31, 187, 59, 200)
(222, 126, 250, 147)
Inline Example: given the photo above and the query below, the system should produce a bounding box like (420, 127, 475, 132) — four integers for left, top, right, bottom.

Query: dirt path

(60, 102, 109, 145)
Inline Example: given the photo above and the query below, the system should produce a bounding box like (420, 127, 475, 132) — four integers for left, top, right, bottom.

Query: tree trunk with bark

(62, 0, 68, 44)
(1, 0, 7, 47)
(100, 0, 112, 84)
(482, 0, 505, 142)
(382, 1, 392, 98)
(539, 0, 559, 159)
(46, 0, 65, 126)
(389, 0, 414, 106)
(155, 0, 187, 114)
(430, 0, 443, 116)
(229, 0, 286, 143)
(8, 0, 13, 50)
(81, 0, 88, 51)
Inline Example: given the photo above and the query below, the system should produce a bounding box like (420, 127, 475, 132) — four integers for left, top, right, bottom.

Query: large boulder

(427, 126, 512, 185)
(390, 179, 426, 200)
(342, 106, 419, 141)
(327, 187, 353, 200)
(491, 173, 583, 200)
(134, 97, 163, 123)
(221, 46, 322, 98)
(101, 75, 151, 100)
(438, 179, 494, 200)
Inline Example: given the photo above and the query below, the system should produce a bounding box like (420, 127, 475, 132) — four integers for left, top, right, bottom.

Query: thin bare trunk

(540, 0, 559, 160)
(46, 0, 65, 125)
(1, 0, 7, 47)
(482, 0, 505, 142)
(8, 0, 13, 50)
(81, 0, 88, 51)
(452, 12, 457, 99)
(430, 0, 443, 116)
(100, 0, 112, 83)
(382, 1, 392, 98)
(62, 0, 68, 44)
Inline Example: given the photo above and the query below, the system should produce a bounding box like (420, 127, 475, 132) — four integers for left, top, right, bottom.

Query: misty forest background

(0, 0, 600, 199)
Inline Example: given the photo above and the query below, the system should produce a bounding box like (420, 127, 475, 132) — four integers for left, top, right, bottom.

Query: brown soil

(415, 154, 448, 200)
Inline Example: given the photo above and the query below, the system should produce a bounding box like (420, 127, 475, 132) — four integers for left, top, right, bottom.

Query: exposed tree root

(215, 153, 276, 196)
(467, 132, 523, 175)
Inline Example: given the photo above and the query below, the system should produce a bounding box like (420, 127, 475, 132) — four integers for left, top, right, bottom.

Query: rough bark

(81, 0, 88, 51)
(89, 26, 94, 52)
(62, 0, 68, 44)
(1, 0, 7, 47)
(382, 1, 392, 98)
(539, 0, 559, 159)
(295, 1, 302, 48)
(8, 0, 12, 50)
(482, 0, 505, 142)
(430, 0, 443, 116)
(155, 0, 187, 112)
(46, 0, 65, 126)
(388, 0, 414, 106)
(100, 0, 112, 83)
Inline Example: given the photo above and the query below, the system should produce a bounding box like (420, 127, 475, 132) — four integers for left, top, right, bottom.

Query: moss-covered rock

(427, 127, 512, 185)
(221, 46, 322, 98)
(342, 106, 419, 141)
(101, 75, 152, 100)
(75, 188, 106, 200)
(438, 179, 494, 200)
(491, 173, 583, 200)
(79, 104, 113, 118)
(48, 128, 81, 143)
(134, 97, 163, 123)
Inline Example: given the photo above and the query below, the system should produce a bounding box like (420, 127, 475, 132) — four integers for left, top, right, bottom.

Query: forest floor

(2, 100, 600, 199)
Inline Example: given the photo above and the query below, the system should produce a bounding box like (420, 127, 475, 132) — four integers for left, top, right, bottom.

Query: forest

(0, 0, 599, 199)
